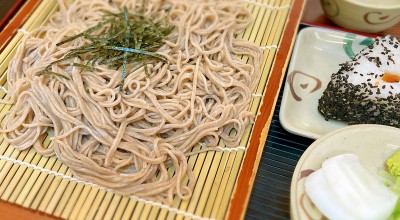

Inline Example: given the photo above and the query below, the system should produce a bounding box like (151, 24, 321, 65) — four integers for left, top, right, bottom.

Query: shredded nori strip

(37, 3, 174, 87)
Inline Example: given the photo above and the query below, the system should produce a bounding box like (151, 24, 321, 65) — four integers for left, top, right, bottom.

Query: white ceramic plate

(290, 124, 400, 220)
(279, 27, 375, 139)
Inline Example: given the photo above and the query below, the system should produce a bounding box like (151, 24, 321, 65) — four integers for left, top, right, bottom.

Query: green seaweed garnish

(36, 69, 70, 80)
(37, 3, 174, 88)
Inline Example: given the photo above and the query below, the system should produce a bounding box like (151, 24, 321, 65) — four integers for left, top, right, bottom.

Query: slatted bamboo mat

(0, 0, 303, 219)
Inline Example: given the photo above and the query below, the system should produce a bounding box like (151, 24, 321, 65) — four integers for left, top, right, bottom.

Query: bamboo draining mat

(0, 0, 305, 219)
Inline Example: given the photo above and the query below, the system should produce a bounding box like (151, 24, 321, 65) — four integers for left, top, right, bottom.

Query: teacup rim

(342, 0, 400, 9)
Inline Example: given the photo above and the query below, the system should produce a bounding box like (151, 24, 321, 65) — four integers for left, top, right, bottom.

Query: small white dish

(290, 124, 400, 220)
(279, 27, 374, 139)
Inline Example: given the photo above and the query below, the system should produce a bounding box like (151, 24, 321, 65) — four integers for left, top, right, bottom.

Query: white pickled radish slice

(322, 154, 397, 220)
(306, 153, 398, 220)
(304, 169, 356, 220)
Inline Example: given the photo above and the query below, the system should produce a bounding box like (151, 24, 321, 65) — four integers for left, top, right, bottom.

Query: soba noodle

(2, 0, 261, 204)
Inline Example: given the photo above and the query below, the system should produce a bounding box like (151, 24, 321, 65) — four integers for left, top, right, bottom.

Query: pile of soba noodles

(2, 0, 261, 204)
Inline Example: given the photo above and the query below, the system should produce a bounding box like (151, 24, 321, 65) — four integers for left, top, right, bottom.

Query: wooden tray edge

(0, 0, 40, 52)
(226, 0, 307, 219)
